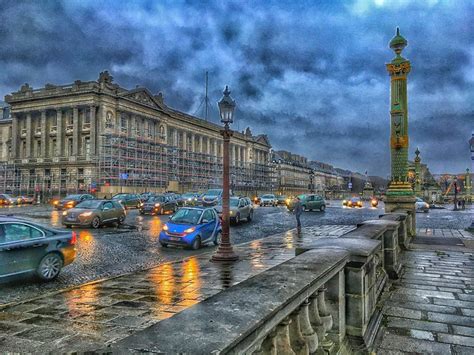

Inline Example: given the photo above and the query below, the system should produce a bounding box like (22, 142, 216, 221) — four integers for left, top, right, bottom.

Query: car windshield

(205, 189, 221, 196)
(76, 200, 102, 209)
(112, 194, 128, 199)
(297, 195, 306, 200)
(170, 208, 203, 224)
(230, 199, 240, 207)
(3, 194, 13, 198)
(150, 196, 165, 202)
(351, 198, 360, 202)
(416, 198, 424, 202)
(182, 193, 196, 198)
(262, 194, 274, 198)
(65, 194, 82, 200)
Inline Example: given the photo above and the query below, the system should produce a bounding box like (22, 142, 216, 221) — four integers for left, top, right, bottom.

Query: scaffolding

(97, 128, 274, 194)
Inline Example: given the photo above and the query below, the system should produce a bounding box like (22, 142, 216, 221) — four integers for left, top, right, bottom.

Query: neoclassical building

(0, 72, 272, 196)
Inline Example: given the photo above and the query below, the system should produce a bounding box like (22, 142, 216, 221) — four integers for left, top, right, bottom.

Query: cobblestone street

(0, 225, 353, 353)
(0, 202, 472, 305)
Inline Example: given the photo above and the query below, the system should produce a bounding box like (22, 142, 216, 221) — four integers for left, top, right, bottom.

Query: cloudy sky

(0, 0, 472, 175)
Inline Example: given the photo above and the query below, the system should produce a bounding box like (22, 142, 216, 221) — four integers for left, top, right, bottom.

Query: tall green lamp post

(384, 28, 417, 236)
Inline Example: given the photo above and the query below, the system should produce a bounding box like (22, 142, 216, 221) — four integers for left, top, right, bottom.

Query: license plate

(169, 237, 179, 241)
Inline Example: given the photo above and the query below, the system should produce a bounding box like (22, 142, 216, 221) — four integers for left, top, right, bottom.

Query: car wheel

(91, 216, 101, 229)
(118, 215, 125, 225)
(247, 210, 253, 222)
(191, 236, 201, 250)
(160, 242, 168, 247)
(320, 205, 326, 212)
(37, 253, 63, 281)
(213, 231, 222, 246)
(235, 213, 240, 224)
(65, 225, 72, 229)
(302, 205, 307, 212)
(260, 203, 263, 207)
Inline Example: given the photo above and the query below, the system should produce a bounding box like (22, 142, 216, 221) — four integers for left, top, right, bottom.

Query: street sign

(348, 182, 353, 189)
(120, 173, 129, 180)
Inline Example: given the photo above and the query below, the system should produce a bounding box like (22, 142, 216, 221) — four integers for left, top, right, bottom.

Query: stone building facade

(0, 72, 272, 196)
(272, 150, 312, 195)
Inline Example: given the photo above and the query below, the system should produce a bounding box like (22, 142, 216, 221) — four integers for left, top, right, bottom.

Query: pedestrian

(294, 196, 303, 233)
(461, 198, 465, 210)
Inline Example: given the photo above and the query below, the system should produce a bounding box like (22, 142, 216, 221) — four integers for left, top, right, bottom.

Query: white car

(260, 194, 278, 207)
(415, 198, 429, 213)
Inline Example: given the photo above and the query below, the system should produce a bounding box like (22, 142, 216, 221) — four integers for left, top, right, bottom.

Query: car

(62, 199, 126, 228)
(53, 194, 95, 210)
(182, 192, 201, 206)
(0, 194, 19, 206)
(214, 196, 254, 224)
(139, 195, 177, 215)
(0, 216, 76, 281)
(17, 196, 35, 204)
(111, 193, 142, 209)
(415, 198, 430, 213)
(276, 195, 287, 205)
(140, 192, 154, 202)
(342, 199, 348, 206)
(260, 194, 278, 207)
(370, 198, 379, 207)
(287, 194, 326, 212)
(347, 197, 363, 208)
(252, 195, 261, 205)
(159, 207, 221, 250)
(202, 189, 223, 206)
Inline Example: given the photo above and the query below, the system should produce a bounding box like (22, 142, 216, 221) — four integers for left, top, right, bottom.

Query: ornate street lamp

(212, 86, 239, 262)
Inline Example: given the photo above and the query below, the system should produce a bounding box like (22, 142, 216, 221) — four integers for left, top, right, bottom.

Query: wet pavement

(0, 225, 353, 353)
(0, 201, 471, 305)
(376, 236, 474, 353)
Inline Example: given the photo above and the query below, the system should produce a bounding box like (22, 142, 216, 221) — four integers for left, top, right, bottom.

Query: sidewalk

(376, 230, 474, 353)
(0, 225, 353, 353)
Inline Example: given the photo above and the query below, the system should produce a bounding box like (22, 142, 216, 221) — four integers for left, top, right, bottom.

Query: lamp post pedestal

(211, 125, 238, 262)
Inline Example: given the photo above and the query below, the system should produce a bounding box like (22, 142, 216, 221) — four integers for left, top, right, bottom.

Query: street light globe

(218, 85, 236, 125)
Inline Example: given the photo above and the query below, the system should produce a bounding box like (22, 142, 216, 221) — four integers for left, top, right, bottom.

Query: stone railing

(109, 212, 408, 354)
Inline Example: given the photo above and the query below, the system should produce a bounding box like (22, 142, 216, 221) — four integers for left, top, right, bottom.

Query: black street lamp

(212, 86, 239, 262)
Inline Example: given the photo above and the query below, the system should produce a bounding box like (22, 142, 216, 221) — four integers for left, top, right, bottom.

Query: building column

(56, 109, 63, 157)
(214, 140, 218, 158)
(173, 129, 178, 147)
(72, 107, 79, 156)
(90, 106, 96, 155)
(41, 110, 47, 157)
(10, 114, 18, 159)
(183, 131, 187, 151)
(207, 137, 211, 155)
(25, 112, 32, 157)
(191, 134, 195, 153)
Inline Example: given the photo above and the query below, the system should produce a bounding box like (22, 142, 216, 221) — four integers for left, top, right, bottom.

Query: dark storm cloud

(0, 0, 472, 174)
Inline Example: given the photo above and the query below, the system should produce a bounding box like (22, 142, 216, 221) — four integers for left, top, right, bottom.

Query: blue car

(159, 207, 222, 250)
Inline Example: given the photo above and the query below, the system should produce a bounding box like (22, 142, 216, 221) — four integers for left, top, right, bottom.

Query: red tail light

(70, 231, 77, 245)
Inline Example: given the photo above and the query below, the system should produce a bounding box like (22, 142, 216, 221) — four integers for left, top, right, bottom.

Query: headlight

(62, 211, 68, 216)
(184, 227, 196, 234)
(187, 198, 192, 201)
(155, 203, 160, 207)
(139, 202, 144, 207)
(162, 225, 169, 231)
(230, 210, 234, 215)
(80, 211, 93, 217)
(425, 203, 429, 208)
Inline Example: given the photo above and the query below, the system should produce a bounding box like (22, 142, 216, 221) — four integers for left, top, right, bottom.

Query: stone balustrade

(109, 213, 408, 354)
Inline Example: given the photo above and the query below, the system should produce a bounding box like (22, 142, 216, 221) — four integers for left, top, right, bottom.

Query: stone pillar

(182, 131, 187, 151)
(56, 109, 63, 157)
(465, 168, 471, 202)
(214, 140, 218, 158)
(173, 129, 178, 147)
(207, 137, 211, 155)
(73, 107, 79, 156)
(90, 106, 96, 155)
(190, 134, 195, 153)
(199, 135, 203, 154)
(41, 110, 47, 157)
(384, 27, 416, 236)
(25, 112, 32, 157)
(11, 114, 18, 159)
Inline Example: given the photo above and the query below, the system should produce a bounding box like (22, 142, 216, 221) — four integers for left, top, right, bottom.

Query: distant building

(0, 101, 10, 120)
(272, 150, 312, 195)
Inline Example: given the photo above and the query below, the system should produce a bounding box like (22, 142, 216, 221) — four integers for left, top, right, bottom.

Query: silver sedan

(214, 197, 254, 224)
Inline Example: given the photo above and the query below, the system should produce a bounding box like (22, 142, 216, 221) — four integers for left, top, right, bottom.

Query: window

(103, 202, 114, 210)
(67, 138, 73, 155)
(202, 209, 214, 222)
(0, 223, 43, 244)
(36, 140, 41, 157)
(78, 168, 84, 175)
(83, 137, 90, 156)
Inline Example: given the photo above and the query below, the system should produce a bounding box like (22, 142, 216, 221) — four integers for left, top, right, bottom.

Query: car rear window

(76, 200, 102, 209)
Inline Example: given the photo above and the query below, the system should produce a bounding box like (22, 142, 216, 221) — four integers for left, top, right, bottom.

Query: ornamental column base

(385, 183, 416, 240)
